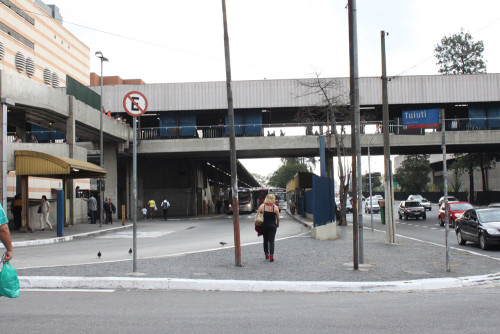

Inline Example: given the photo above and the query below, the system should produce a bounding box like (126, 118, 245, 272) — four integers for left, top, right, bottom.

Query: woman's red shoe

(269, 256, 274, 262)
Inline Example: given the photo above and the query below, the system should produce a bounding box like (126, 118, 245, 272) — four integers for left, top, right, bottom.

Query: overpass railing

(138, 117, 500, 140)
(6, 118, 499, 143)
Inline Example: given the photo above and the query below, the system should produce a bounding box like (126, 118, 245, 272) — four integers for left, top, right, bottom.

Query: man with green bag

(0, 202, 19, 298)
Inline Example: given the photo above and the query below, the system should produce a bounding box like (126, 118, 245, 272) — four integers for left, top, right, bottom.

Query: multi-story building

(0, 0, 90, 86)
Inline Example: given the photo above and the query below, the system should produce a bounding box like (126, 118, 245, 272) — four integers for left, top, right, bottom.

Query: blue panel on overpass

(244, 110, 262, 136)
(179, 111, 196, 137)
(159, 112, 178, 137)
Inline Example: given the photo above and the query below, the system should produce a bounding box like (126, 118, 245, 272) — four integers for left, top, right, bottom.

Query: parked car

(365, 197, 380, 213)
(336, 198, 352, 213)
(438, 195, 458, 207)
(438, 202, 473, 227)
(407, 194, 432, 211)
(488, 203, 500, 208)
(398, 201, 426, 220)
(455, 208, 500, 250)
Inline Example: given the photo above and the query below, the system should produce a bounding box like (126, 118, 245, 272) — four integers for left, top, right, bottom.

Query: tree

(362, 173, 382, 193)
(268, 158, 311, 188)
(393, 155, 431, 194)
(297, 75, 352, 225)
(451, 153, 497, 202)
(251, 173, 268, 187)
(434, 29, 486, 75)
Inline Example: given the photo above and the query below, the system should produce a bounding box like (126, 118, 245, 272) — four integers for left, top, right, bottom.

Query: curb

(19, 272, 500, 293)
(6, 224, 133, 248)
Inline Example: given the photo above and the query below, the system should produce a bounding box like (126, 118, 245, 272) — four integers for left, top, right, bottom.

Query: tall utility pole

(95, 51, 108, 229)
(441, 109, 450, 272)
(381, 31, 395, 244)
(221, 0, 242, 267)
(348, 0, 362, 269)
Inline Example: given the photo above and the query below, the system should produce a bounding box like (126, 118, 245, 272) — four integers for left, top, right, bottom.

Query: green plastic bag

(0, 262, 20, 298)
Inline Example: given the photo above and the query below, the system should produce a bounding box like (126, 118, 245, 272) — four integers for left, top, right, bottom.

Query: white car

(407, 195, 432, 211)
(365, 198, 380, 213)
(438, 195, 458, 207)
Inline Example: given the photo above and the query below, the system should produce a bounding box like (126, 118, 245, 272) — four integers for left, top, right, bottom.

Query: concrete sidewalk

(10, 213, 500, 292)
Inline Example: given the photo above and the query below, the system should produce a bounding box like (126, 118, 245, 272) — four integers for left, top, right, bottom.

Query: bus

(268, 188, 287, 211)
(252, 187, 287, 211)
(226, 188, 255, 214)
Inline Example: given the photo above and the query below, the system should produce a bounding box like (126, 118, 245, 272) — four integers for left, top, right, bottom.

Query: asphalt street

(1, 285, 499, 334)
(359, 201, 500, 260)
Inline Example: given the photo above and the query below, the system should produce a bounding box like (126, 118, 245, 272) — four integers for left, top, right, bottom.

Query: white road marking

(21, 289, 115, 293)
(98, 231, 173, 239)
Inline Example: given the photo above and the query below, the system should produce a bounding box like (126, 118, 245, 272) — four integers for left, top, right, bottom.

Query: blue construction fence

(299, 174, 335, 227)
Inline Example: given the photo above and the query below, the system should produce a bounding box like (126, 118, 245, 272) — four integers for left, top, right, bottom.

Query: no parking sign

(123, 91, 148, 117)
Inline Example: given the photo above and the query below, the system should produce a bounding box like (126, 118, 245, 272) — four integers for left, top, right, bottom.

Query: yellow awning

(15, 150, 106, 179)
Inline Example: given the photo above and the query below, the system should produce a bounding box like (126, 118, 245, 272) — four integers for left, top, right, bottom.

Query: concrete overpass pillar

(0, 101, 7, 209)
(67, 96, 76, 225)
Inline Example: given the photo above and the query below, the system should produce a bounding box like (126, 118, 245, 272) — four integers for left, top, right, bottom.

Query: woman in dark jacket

(256, 194, 280, 262)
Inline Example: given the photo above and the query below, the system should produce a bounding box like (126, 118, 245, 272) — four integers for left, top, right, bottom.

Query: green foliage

(450, 170, 463, 193)
(393, 155, 431, 194)
(434, 29, 486, 75)
(362, 173, 381, 192)
(251, 173, 268, 187)
(268, 159, 311, 188)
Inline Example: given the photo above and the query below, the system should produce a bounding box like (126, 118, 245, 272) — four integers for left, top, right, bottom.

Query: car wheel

(457, 229, 466, 245)
(439, 217, 444, 227)
(479, 233, 489, 250)
(429, 207, 432, 211)
(404, 213, 408, 220)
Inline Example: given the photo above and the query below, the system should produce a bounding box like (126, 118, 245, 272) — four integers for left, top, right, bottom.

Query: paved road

(357, 202, 500, 260)
(13, 213, 307, 269)
(2, 285, 499, 333)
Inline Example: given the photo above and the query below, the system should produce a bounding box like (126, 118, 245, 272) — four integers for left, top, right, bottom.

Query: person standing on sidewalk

(39, 195, 52, 231)
(82, 194, 97, 224)
(103, 197, 116, 224)
(161, 198, 170, 220)
(0, 202, 13, 263)
(256, 194, 280, 262)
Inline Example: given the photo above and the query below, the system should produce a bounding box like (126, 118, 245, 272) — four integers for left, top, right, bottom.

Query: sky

(50, 0, 500, 178)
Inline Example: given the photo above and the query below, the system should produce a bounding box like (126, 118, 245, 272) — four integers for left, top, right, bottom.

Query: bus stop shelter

(14, 150, 107, 231)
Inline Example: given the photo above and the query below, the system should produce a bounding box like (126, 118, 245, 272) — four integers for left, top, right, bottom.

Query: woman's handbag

(37, 206, 41, 213)
(0, 261, 20, 298)
(254, 210, 264, 226)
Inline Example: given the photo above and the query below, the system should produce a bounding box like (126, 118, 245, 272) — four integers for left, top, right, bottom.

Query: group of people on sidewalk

(143, 197, 170, 220)
(82, 195, 116, 224)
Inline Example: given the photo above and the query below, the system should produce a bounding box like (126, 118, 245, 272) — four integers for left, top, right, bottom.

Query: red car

(438, 202, 473, 227)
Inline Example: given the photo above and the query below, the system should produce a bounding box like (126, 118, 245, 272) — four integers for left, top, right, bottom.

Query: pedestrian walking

(161, 198, 170, 220)
(82, 194, 98, 224)
(103, 197, 116, 224)
(255, 194, 280, 262)
(0, 202, 13, 263)
(147, 198, 156, 219)
(39, 195, 52, 231)
(289, 198, 296, 215)
(142, 207, 148, 220)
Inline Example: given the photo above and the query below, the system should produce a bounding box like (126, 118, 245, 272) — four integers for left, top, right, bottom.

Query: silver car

(408, 194, 432, 211)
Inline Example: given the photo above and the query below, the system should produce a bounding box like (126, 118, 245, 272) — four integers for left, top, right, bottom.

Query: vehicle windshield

(450, 203, 473, 211)
(405, 202, 421, 207)
(412, 195, 423, 200)
(370, 199, 379, 204)
(477, 210, 500, 223)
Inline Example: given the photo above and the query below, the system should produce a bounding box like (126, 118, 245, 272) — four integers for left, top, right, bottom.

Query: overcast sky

(52, 0, 500, 178)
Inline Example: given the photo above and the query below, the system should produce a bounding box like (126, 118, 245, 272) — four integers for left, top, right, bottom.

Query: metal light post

(95, 51, 108, 228)
(368, 132, 376, 231)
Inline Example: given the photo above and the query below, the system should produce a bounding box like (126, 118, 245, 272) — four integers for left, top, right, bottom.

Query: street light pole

(95, 51, 108, 228)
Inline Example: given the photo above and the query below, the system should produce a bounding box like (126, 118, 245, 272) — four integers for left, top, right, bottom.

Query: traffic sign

(123, 91, 148, 117)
